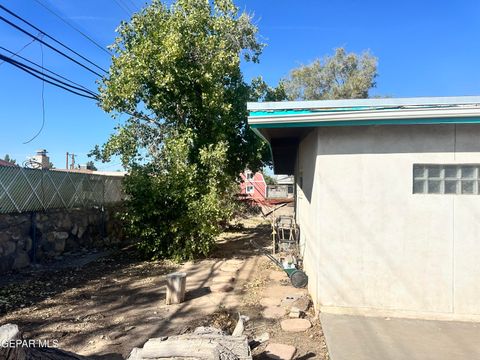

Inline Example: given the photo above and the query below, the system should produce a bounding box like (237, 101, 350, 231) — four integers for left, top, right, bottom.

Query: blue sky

(1, 0, 479, 169)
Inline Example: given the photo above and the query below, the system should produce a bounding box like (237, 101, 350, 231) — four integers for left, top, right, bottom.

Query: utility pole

(66, 152, 76, 169)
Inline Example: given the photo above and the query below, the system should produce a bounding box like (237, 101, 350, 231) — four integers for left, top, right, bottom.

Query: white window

(413, 164, 480, 195)
(245, 171, 253, 180)
(246, 185, 254, 194)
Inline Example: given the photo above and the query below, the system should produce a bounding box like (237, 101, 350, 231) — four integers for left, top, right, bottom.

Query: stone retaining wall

(0, 206, 125, 274)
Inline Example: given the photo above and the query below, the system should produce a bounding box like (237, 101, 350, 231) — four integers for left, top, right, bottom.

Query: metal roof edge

(248, 106, 480, 126)
(250, 117, 480, 129)
(247, 95, 480, 111)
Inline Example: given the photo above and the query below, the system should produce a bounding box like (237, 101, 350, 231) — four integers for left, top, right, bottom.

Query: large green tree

(96, 0, 265, 174)
(94, 0, 266, 260)
(283, 48, 378, 100)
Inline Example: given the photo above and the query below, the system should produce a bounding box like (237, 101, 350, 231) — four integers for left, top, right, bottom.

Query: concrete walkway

(321, 313, 480, 360)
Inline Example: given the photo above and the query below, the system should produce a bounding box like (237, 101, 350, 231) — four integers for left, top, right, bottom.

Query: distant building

(28, 149, 50, 169)
(267, 175, 294, 199)
(0, 159, 17, 167)
(239, 170, 266, 201)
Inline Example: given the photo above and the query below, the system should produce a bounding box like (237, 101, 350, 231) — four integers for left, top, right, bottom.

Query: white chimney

(31, 149, 50, 169)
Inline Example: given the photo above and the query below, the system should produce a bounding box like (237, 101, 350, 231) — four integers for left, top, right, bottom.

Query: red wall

(239, 171, 266, 201)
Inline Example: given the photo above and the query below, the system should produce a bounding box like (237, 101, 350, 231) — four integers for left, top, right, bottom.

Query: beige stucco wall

(297, 124, 480, 320)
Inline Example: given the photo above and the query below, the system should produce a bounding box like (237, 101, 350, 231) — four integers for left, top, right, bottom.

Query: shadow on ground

(0, 219, 274, 358)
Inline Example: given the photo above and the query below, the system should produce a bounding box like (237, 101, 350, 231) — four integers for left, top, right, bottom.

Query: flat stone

(260, 297, 280, 307)
(280, 294, 302, 308)
(262, 306, 286, 319)
(291, 296, 311, 312)
(280, 318, 311, 332)
(265, 343, 296, 360)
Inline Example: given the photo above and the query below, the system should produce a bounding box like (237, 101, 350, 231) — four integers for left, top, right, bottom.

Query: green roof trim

(249, 117, 480, 129)
(249, 107, 377, 117)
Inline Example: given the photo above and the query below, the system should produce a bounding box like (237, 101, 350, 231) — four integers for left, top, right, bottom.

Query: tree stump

(165, 272, 187, 305)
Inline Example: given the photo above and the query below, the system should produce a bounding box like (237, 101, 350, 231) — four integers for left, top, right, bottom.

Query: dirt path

(0, 217, 328, 359)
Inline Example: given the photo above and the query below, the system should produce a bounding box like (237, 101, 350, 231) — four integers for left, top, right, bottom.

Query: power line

(112, 0, 131, 16)
(0, 46, 97, 95)
(31, 0, 112, 56)
(0, 53, 99, 97)
(0, 54, 98, 100)
(0, 38, 36, 66)
(0, 14, 104, 78)
(23, 42, 46, 144)
(0, 4, 107, 75)
(125, 0, 140, 12)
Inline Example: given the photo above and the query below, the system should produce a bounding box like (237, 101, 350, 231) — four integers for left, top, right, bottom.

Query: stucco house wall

(297, 124, 480, 320)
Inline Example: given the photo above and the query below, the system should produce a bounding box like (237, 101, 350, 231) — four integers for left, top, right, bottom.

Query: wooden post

(165, 272, 187, 305)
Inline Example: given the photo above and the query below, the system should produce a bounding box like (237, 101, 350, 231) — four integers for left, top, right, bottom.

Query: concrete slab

(321, 313, 480, 360)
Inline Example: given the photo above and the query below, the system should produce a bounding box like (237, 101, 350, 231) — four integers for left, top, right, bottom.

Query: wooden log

(165, 272, 187, 305)
(136, 334, 252, 359)
(0, 324, 92, 360)
(0, 323, 26, 360)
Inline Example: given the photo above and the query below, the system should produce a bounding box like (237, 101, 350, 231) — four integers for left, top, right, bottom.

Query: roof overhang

(248, 96, 480, 174)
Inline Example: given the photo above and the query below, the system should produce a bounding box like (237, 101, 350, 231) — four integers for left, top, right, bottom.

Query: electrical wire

(125, 0, 140, 12)
(0, 15, 104, 77)
(23, 42, 46, 144)
(0, 4, 107, 75)
(31, 0, 112, 56)
(0, 46, 98, 95)
(112, 0, 131, 16)
(0, 53, 99, 98)
(0, 37, 36, 66)
(0, 54, 98, 99)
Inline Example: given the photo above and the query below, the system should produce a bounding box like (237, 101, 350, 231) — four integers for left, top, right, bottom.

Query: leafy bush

(121, 132, 235, 261)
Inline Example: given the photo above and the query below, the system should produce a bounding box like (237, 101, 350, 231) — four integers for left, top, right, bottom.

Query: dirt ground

(0, 216, 329, 359)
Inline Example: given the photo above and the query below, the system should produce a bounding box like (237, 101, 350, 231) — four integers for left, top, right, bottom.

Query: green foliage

(122, 132, 234, 261)
(97, 0, 266, 174)
(263, 173, 277, 185)
(95, 0, 266, 260)
(249, 76, 288, 102)
(86, 161, 97, 171)
(3, 154, 16, 165)
(283, 48, 378, 100)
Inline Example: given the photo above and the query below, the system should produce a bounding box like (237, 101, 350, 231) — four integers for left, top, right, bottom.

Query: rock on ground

(280, 318, 312, 332)
(262, 306, 286, 319)
(265, 343, 297, 360)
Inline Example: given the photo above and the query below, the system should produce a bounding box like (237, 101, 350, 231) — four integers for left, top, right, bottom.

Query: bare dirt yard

(0, 216, 329, 359)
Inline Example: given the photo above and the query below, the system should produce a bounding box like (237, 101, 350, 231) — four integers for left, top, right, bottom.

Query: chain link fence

(0, 167, 124, 214)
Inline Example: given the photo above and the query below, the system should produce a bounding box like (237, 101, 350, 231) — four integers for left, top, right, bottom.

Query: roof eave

(248, 106, 480, 129)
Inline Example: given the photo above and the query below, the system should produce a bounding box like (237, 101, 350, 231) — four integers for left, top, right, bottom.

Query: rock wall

(0, 206, 125, 274)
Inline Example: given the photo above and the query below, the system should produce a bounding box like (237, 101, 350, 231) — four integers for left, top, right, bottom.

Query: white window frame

(245, 171, 253, 180)
(246, 185, 254, 194)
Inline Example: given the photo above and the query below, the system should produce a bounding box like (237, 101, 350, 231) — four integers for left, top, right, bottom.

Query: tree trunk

(165, 272, 187, 305)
